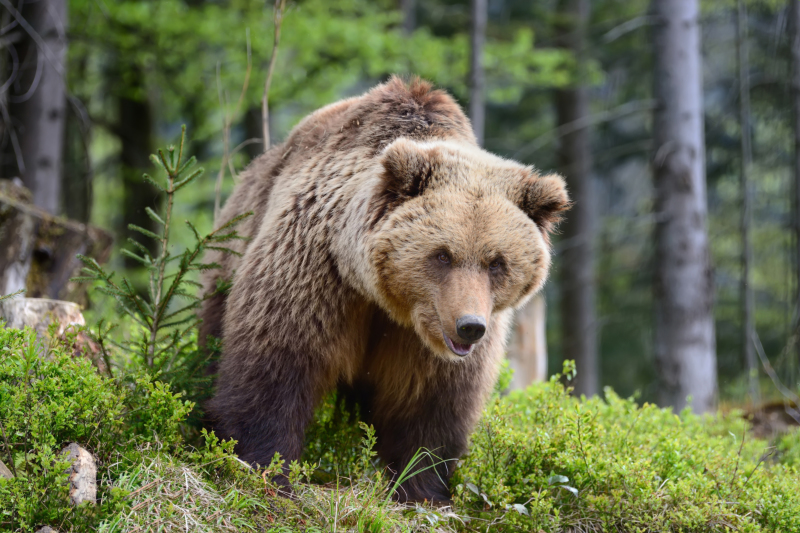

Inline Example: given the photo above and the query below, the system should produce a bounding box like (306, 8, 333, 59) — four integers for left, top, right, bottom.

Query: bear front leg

(208, 346, 326, 483)
(372, 370, 482, 504)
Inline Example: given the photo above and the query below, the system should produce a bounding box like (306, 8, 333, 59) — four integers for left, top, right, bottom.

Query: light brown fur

(199, 77, 569, 502)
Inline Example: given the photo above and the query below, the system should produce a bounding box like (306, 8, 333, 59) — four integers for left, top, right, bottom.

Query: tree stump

(0, 297, 85, 338)
(0, 297, 105, 373)
(0, 179, 112, 306)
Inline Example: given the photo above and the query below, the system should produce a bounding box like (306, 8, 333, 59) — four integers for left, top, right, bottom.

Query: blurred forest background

(1, 0, 799, 414)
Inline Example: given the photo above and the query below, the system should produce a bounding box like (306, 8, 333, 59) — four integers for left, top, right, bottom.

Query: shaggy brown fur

(199, 77, 569, 503)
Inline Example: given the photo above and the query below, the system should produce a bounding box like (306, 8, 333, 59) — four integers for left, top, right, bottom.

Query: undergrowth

(1, 131, 799, 532)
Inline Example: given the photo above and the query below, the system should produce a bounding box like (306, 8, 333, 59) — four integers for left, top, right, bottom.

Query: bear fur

(199, 77, 570, 503)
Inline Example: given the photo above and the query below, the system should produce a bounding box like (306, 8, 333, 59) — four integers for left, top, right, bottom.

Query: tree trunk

(401, 0, 416, 35)
(555, 0, 598, 397)
(245, 106, 265, 162)
(791, 0, 800, 383)
(507, 295, 548, 390)
(0, 180, 36, 295)
(0, 7, 12, 173)
(118, 77, 158, 266)
(736, 0, 759, 405)
(63, 53, 91, 224)
(651, 0, 717, 414)
(0, 180, 112, 305)
(469, 0, 487, 146)
(63, 103, 91, 224)
(6, 0, 68, 215)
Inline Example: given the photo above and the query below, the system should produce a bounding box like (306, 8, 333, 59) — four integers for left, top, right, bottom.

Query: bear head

(371, 138, 570, 361)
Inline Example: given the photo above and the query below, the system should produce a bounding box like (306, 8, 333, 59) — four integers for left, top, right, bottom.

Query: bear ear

(517, 171, 571, 233)
(380, 138, 438, 199)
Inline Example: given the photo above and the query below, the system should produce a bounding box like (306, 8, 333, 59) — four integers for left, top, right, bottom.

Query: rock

(61, 443, 96, 506)
(0, 458, 13, 479)
(0, 297, 107, 373)
(0, 297, 85, 338)
(35, 527, 58, 533)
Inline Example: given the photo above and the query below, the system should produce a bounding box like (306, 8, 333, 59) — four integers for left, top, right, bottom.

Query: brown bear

(199, 76, 569, 503)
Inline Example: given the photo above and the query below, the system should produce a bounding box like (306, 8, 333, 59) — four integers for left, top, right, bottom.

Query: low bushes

(454, 363, 800, 532)
(0, 326, 191, 531)
(2, 326, 799, 532)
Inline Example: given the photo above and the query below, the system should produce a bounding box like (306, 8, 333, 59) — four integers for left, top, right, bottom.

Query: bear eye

(437, 252, 451, 265)
(489, 258, 503, 271)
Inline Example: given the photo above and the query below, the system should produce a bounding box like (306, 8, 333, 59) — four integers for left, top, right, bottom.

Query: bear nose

(456, 315, 486, 343)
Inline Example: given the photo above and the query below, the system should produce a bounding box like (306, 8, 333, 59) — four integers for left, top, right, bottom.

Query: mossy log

(0, 180, 112, 305)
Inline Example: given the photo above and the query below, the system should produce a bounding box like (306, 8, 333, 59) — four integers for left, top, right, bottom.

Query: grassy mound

(454, 363, 800, 532)
(1, 326, 799, 532)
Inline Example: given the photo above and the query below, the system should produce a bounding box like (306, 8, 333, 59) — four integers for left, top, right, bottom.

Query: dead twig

(215, 29, 253, 223)
(261, 0, 288, 151)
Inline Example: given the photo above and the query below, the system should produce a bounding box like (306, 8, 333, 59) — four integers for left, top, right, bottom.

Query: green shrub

(452, 363, 800, 532)
(0, 326, 191, 531)
(74, 127, 250, 431)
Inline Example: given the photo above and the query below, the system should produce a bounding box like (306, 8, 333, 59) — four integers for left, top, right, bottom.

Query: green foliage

(776, 429, 800, 467)
(74, 128, 250, 421)
(494, 358, 515, 396)
(0, 289, 24, 302)
(0, 326, 191, 531)
(302, 392, 367, 480)
(3, 321, 799, 532)
(452, 363, 800, 532)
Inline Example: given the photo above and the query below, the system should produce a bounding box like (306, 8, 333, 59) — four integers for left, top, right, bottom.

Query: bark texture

(792, 0, 800, 346)
(118, 81, 159, 266)
(7, 0, 68, 214)
(0, 180, 112, 304)
(555, 0, 598, 397)
(401, 0, 416, 35)
(736, 0, 758, 404)
(469, 0, 487, 146)
(0, 179, 35, 295)
(651, 0, 717, 413)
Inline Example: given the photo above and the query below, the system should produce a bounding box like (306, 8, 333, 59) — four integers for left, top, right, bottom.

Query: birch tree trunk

(8, 0, 68, 214)
(736, 0, 759, 405)
(555, 0, 598, 397)
(469, 0, 487, 146)
(651, 0, 717, 414)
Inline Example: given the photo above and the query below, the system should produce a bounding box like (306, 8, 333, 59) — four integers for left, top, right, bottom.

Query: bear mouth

(443, 332, 474, 357)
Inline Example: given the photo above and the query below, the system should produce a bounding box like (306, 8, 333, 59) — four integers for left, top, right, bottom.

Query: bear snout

(456, 314, 486, 342)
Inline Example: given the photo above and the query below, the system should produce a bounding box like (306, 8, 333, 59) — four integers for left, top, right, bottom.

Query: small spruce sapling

(74, 126, 251, 386)
(0, 289, 24, 302)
